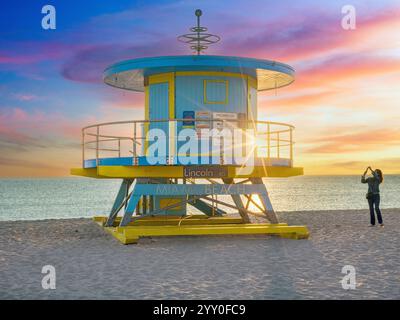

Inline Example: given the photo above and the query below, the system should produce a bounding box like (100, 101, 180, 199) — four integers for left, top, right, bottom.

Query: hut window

(204, 79, 228, 104)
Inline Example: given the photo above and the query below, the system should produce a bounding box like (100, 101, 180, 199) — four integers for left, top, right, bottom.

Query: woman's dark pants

(368, 194, 383, 225)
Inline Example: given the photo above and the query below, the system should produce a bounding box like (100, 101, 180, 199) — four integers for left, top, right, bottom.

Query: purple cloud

(61, 38, 186, 83)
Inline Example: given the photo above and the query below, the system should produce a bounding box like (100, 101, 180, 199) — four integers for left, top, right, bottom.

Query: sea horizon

(1, 175, 399, 222)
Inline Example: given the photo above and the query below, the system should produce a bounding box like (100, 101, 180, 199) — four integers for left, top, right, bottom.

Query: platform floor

(94, 215, 310, 244)
(70, 165, 303, 179)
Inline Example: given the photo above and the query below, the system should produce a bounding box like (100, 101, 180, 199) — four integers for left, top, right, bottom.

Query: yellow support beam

(93, 218, 309, 244)
(70, 167, 106, 178)
(94, 215, 289, 227)
(71, 165, 303, 179)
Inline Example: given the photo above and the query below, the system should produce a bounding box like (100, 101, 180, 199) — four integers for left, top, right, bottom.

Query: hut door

(149, 82, 169, 127)
(146, 73, 175, 163)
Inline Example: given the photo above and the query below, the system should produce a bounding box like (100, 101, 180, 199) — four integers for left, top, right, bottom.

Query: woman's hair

(375, 169, 383, 183)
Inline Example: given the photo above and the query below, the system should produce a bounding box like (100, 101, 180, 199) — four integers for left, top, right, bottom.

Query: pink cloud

(0, 42, 90, 65)
(13, 93, 38, 101)
(60, 39, 185, 84)
(306, 128, 400, 154)
(0, 107, 89, 150)
(293, 54, 400, 91)
(217, 7, 400, 62)
(262, 90, 341, 112)
(0, 110, 40, 147)
(258, 52, 400, 113)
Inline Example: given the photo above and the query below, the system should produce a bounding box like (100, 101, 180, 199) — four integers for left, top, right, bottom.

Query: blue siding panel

(175, 75, 248, 157)
(205, 80, 227, 103)
(175, 75, 247, 117)
(148, 81, 170, 157)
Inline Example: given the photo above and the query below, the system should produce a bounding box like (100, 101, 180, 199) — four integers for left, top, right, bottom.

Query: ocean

(0, 175, 399, 221)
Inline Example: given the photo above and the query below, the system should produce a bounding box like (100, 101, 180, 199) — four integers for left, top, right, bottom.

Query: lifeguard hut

(71, 10, 309, 244)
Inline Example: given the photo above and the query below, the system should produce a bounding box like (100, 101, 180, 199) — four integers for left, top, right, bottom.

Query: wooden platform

(93, 216, 310, 244)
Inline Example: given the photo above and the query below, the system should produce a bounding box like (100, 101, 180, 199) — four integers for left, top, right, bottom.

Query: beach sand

(0, 209, 399, 299)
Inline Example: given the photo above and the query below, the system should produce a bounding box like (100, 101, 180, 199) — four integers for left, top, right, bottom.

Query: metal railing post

(220, 120, 225, 165)
(118, 138, 121, 158)
(96, 125, 99, 167)
(267, 123, 271, 159)
(289, 128, 293, 166)
(133, 122, 137, 156)
(82, 129, 85, 167)
(277, 132, 280, 158)
(220, 134, 224, 165)
(252, 121, 257, 158)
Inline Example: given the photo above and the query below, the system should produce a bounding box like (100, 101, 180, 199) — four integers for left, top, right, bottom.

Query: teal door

(148, 82, 170, 162)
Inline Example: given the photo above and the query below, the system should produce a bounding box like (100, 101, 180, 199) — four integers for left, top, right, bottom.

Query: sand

(0, 209, 399, 299)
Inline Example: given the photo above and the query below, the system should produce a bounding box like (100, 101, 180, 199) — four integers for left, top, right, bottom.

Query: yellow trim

(70, 165, 303, 179)
(94, 219, 309, 244)
(94, 215, 253, 227)
(144, 85, 149, 120)
(203, 79, 229, 105)
(247, 75, 258, 126)
(70, 168, 106, 178)
(247, 76, 251, 122)
(144, 85, 150, 150)
(248, 76, 257, 90)
(98, 165, 183, 178)
(148, 72, 174, 85)
(176, 71, 255, 80)
(159, 198, 183, 211)
(167, 73, 175, 156)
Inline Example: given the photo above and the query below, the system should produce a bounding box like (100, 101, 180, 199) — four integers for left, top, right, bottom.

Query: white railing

(81, 119, 295, 167)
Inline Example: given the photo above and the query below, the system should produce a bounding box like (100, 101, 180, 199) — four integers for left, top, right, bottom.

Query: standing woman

(361, 167, 384, 227)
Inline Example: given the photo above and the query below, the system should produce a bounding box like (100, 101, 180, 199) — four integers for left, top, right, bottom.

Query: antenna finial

(178, 10, 220, 55)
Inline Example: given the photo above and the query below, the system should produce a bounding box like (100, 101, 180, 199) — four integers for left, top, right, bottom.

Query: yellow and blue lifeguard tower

(71, 10, 309, 244)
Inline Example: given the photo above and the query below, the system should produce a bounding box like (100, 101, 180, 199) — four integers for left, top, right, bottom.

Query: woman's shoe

(379, 224, 384, 228)
(369, 224, 375, 227)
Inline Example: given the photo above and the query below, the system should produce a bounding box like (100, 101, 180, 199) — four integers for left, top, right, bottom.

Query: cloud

(257, 59, 400, 124)
(294, 54, 400, 90)
(0, 54, 38, 64)
(0, 42, 91, 80)
(12, 93, 38, 101)
(0, 156, 63, 170)
(0, 108, 44, 147)
(218, 6, 400, 62)
(261, 90, 341, 111)
(257, 52, 400, 114)
(0, 42, 86, 65)
(306, 128, 400, 153)
(0, 107, 84, 150)
(60, 39, 185, 84)
(327, 157, 400, 174)
(1, 1, 400, 176)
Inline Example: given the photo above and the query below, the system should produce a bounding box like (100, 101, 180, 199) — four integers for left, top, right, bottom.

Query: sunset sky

(0, 0, 399, 177)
